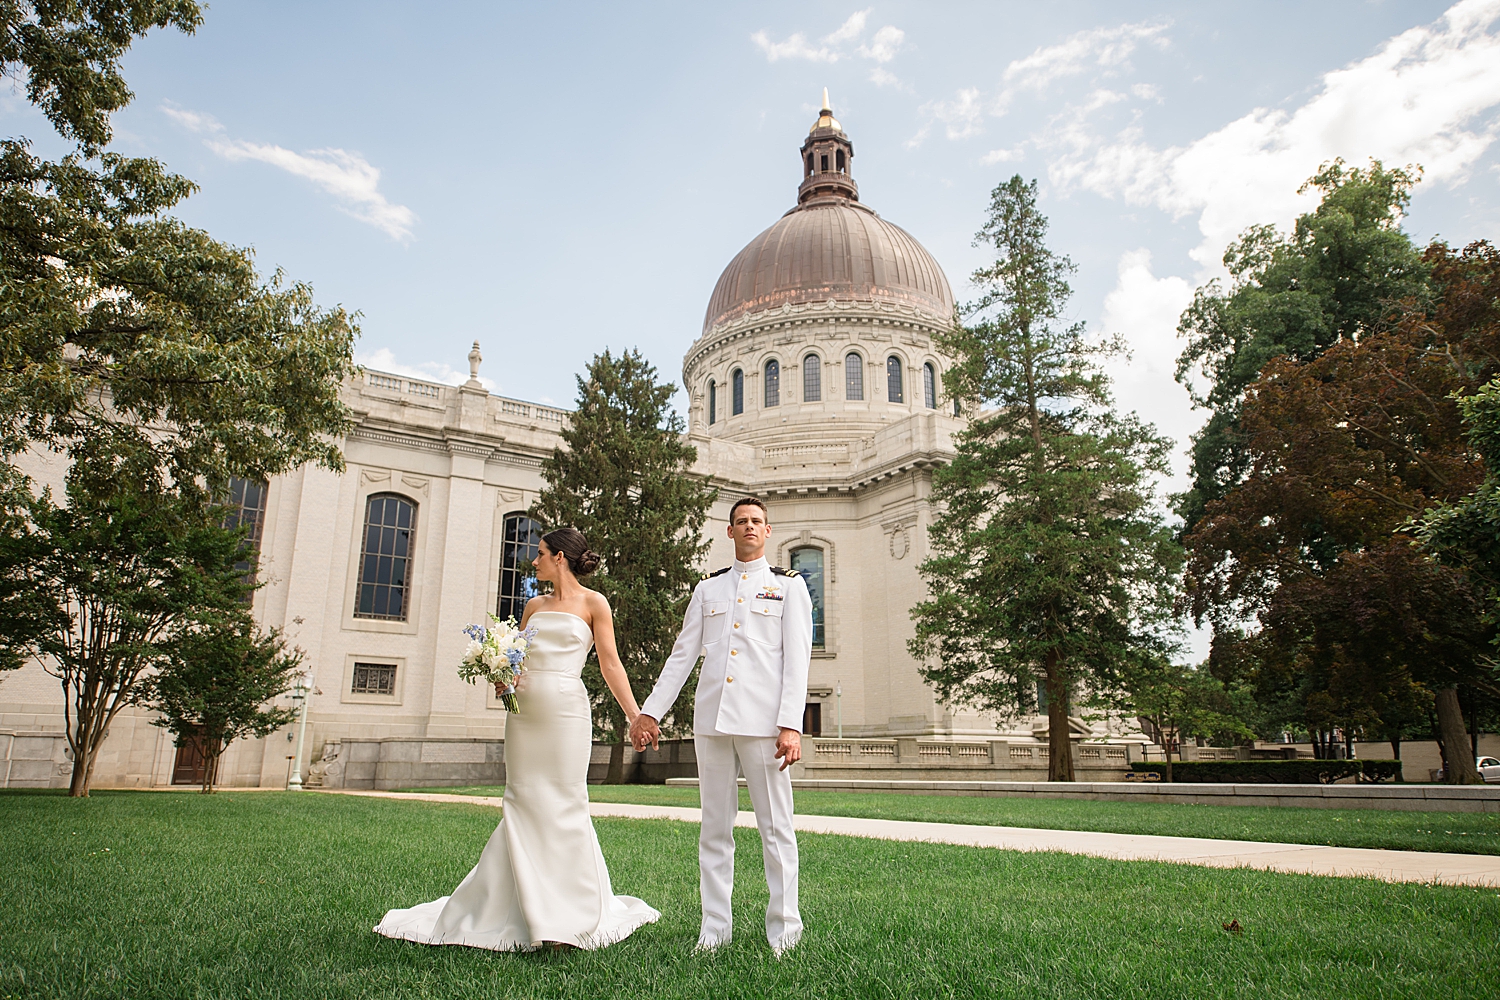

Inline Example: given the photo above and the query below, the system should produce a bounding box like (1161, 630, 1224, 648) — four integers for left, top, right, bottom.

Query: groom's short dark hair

(729, 496, 768, 521)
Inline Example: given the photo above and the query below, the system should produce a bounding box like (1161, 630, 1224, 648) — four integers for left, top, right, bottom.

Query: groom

(630, 496, 812, 955)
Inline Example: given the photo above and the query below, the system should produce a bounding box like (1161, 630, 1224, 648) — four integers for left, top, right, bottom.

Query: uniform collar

(732, 555, 769, 574)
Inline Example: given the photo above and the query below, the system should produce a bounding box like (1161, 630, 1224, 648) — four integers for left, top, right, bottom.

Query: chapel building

(0, 97, 1045, 789)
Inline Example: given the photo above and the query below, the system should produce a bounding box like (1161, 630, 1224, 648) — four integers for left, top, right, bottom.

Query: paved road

(328, 790, 1500, 888)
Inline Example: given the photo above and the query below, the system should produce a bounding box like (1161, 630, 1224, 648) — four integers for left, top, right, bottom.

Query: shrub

(1129, 759, 1401, 784)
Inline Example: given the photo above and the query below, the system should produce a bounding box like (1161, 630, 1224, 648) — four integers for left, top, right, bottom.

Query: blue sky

(5, 0, 1500, 493)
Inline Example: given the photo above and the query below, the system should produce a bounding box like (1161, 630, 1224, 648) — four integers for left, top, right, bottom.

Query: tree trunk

(1045, 653, 1074, 782)
(1435, 686, 1481, 784)
(1164, 737, 1174, 783)
(1391, 738, 1403, 781)
(604, 740, 628, 785)
(201, 737, 224, 794)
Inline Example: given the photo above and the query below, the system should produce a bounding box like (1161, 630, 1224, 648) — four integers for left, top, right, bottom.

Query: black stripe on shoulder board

(702, 566, 732, 580)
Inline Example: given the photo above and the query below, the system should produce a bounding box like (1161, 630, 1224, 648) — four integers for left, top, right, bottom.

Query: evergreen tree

(532, 349, 716, 781)
(910, 176, 1183, 781)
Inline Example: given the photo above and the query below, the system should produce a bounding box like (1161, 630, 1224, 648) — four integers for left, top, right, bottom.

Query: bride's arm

(588, 593, 642, 723)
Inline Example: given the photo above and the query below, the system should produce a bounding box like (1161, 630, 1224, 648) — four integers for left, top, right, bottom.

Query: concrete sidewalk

(327, 789, 1500, 888)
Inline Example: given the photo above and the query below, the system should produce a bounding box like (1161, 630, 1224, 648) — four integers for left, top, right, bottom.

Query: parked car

(1439, 757, 1500, 782)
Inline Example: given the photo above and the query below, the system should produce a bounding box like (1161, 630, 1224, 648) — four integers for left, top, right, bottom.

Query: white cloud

(921, 87, 984, 140)
(982, 146, 1025, 164)
(752, 11, 904, 68)
(858, 25, 904, 63)
(1003, 21, 1169, 95)
(1101, 249, 1195, 471)
(869, 66, 902, 88)
(1048, 0, 1500, 271)
(750, 30, 837, 63)
(825, 10, 869, 44)
(356, 348, 497, 393)
(163, 102, 417, 241)
(913, 19, 1167, 144)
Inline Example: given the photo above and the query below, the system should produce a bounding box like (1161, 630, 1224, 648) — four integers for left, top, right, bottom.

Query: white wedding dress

(374, 611, 660, 950)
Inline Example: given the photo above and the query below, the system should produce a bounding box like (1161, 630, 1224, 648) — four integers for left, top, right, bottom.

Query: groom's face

(728, 506, 770, 561)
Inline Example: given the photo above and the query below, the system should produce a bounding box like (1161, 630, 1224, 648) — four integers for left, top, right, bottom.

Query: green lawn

(2, 791, 1497, 1000)
(406, 783, 1500, 856)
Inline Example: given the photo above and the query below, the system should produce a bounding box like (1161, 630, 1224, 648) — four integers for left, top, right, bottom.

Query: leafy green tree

(1, 478, 252, 795)
(909, 176, 1183, 781)
(1186, 240, 1500, 781)
(1417, 374, 1500, 780)
(145, 612, 303, 793)
(1, 1, 357, 500)
(1124, 659, 1254, 782)
(531, 349, 717, 782)
(0, 3, 358, 791)
(1175, 160, 1428, 531)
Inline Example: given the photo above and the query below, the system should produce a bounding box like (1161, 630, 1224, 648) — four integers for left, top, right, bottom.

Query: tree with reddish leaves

(1184, 240, 1500, 782)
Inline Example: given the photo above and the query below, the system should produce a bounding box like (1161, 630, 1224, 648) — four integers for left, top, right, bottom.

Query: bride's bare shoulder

(583, 589, 613, 616)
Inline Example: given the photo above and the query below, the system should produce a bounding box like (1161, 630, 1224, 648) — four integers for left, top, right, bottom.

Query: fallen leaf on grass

(1222, 919, 1242, 934)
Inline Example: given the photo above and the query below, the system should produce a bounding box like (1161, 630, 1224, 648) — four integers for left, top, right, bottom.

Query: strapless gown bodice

(374, 611, 659, 951)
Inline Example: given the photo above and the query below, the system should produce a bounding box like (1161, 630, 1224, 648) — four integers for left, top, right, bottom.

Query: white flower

(463, 639, 485, 663)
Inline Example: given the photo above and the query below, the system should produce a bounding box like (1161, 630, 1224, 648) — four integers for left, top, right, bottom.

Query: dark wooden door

(802, 703, 822, 737)
(171, 728, 207, 785)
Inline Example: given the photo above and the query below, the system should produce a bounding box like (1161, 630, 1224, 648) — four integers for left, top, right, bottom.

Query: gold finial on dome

(811, 88, 840, 133)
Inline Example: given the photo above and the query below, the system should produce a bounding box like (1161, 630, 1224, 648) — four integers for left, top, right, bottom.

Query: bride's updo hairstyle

(542, 527, 601, 577)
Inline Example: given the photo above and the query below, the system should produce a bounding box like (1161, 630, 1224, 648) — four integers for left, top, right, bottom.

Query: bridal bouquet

(458, 615, 539, 713)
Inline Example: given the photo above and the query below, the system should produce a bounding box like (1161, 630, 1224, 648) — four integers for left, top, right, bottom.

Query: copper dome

(701, 97, 954, 334)
(702, 201, 955, 334)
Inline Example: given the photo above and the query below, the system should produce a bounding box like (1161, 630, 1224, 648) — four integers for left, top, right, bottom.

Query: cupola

(798, 88, 858, 204)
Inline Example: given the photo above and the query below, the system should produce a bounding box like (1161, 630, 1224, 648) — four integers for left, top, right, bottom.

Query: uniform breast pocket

(702, 601, 729, 644)
(746, 599, 783, 646)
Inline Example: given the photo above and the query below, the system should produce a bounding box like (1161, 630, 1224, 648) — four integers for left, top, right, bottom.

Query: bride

(374, 527, 660, 951)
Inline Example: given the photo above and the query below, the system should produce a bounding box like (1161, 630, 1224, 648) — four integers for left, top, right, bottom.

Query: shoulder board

(702, 566, 731, 580)
(770, 566, 800, 578)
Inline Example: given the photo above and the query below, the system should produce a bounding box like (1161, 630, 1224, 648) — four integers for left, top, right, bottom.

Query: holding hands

(630, 714, 661, 752)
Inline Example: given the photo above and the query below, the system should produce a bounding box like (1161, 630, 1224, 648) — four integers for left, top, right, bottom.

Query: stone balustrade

(801, 737, 1137, 781)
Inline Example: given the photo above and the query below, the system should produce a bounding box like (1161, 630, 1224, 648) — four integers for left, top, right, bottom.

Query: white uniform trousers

(694, 734, 802, 952)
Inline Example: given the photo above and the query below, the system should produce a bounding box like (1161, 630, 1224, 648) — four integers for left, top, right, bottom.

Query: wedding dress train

(374, 611, 660, 951)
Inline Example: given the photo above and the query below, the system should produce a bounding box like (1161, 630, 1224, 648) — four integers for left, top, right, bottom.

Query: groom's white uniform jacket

(641, 556, 812, 735)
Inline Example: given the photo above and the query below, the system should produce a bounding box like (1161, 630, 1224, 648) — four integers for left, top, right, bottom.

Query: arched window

(820, 153, 829, 172)
(732, 368, 744, 415)
(923, 363, 937, 409)
(764, 358, 780, 407)
(497, 513, 542, 621)
(355, 493, 417, 621)
(803, 353, 821, 402)
(707, 379, 716, 425)
(844, 353, 863, 401)
(953, 398, 961, 417)
(806, 152, 813, 175)
(887, 356, 904, 403)
(790, 547, 825, 649)
(836, 149, 845, 172)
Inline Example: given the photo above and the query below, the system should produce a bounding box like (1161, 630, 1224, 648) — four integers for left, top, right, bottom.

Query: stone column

(424, 425, 493, 737)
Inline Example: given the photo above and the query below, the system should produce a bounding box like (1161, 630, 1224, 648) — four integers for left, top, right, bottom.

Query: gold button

(742, 573, 748, 579)
(730, 649, 738, 656)
(737, 598, 744, 603)
(726, 676, 734, 683)
(733, 623, 740, 629)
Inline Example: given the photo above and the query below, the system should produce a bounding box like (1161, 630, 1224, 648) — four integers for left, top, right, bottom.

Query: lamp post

(835, 680, 842, 739)
(286, 670, 313, 791)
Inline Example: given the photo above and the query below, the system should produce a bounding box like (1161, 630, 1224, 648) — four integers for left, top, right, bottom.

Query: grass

(403, 783, 1500, 856)
(2, 790, 1498, 999)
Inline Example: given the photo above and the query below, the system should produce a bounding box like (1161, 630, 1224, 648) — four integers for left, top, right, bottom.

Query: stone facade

(0, 98, 1118, 789)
